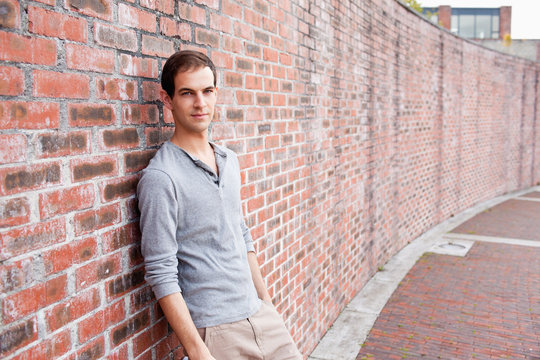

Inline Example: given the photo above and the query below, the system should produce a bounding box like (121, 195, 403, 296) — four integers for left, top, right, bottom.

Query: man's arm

(247, 251, 272, 303)
(158, 292, 216, 360)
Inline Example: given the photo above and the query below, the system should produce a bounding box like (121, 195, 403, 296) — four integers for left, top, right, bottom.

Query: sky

(420, 0, 540, 39)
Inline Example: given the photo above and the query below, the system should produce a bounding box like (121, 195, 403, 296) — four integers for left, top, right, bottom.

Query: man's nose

(193, 92, 205, 107)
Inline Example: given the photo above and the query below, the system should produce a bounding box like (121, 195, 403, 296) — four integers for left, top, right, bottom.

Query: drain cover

(438, 243, 466, 250)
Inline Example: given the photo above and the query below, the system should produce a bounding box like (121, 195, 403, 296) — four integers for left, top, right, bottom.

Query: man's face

(162, 66, 217, 135)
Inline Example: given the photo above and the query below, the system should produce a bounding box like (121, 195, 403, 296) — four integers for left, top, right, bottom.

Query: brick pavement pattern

(451, 199, 540, 241)
(356, 242, 540, 360)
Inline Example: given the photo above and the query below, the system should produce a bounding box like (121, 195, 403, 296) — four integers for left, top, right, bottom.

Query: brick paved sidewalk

(356, 196, 540, 360)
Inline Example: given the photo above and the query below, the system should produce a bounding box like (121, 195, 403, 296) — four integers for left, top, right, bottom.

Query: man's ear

(160, 89, 173, 110)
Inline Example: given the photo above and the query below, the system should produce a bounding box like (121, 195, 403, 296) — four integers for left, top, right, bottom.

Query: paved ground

(309, 187, 540, 360)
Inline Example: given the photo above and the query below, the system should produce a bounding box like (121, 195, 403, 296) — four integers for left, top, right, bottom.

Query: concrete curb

(307, 186, 539, 360)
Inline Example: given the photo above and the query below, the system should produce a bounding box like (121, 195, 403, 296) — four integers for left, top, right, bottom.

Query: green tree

(403, 0, 423, 13)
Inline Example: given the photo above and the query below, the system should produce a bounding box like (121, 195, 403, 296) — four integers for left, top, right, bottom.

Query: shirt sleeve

(137, 169, 182, 300)
(241, 216, 255, 252)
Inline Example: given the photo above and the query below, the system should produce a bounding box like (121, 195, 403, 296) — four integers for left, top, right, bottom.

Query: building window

(450, 8, 500, 39)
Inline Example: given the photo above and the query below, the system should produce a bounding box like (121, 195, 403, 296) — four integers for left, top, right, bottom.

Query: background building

(424, 5, 540, 62)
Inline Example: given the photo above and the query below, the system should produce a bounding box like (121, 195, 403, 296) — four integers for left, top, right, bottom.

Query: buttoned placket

(190, 149, 227, 199)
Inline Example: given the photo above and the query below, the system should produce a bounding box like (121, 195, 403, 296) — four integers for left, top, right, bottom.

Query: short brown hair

(161, 50, 217, 98)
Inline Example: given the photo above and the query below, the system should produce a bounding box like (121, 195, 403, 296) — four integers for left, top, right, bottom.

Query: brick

(45, 287, 100, 331)
(0, 0, 20, 29)
(94, 22, 137, 52)
(0, 196, 30, 229)
(68, 103, 115, 127)
(195, 27, 220, 47)
(160, 17, 191, 40)
(73, 203, 120, 236)
(179, 3, 206, 25)
(0, 32, 56, 65)
(0, 218, 65, 259)
(225, 72, 243, 87)
(118, 3, 156, 32)
(122, 104, 158, 124)
(0, 133, 26, 163)
(42, 236, 97, 275)
(144, 127, 173, 146)
(2, 275, 67, 323)
(66, 44, 114, 73)
(0, 65, 24, 96)
(36, 130, 90, 159)
(140, 0, 174, 14)
(126, 197, 140, 220)
(210, 13, 232, 33)
(100, 175, 139, 202)
(102, 222, 141, 252)
(0, 318, 37, 357)
(120, 53, 159, 78)
(107, 268, 145, 299)
(76, 254, 122, 291)
(28, 6, 87, 42)
(0, 101, 60, 130)
(75, 336, 105, 360)
(142, 81, 161, 101)
(100, 128, 139, 150)
(66, 0, 112, 21)
(211, 51, 233, 68)
(33, 70, 89, 99)
(97, 77, 137, 101)
(0, 256, 33, 292)
(222, 0, 241, 16)
(78, 300, 125, 343)
(110, 310, 150, 346)
(141, 34, 174, 58)
(245, 75, 262, 90)
(124, 149, 156, 173)
(0, 162, 61, 196)
(71, 155, 117, 182)
(39, 183, 95, 219)
(195, 0, 219, 9)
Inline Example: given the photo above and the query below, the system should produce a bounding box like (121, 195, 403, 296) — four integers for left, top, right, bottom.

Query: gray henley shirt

(137, 141, 261, 328)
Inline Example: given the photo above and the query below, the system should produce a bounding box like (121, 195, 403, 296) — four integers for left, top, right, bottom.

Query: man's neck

(170, 130, 218, 174)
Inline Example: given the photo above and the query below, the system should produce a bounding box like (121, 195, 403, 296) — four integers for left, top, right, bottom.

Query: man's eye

(204, 89, 214, 94)
(181, 92, 192, 96)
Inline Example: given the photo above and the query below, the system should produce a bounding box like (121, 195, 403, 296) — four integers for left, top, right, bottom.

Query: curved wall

(1, 0, 539, 358)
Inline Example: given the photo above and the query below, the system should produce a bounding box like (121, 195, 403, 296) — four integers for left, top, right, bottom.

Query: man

(137, 50, 302, 360)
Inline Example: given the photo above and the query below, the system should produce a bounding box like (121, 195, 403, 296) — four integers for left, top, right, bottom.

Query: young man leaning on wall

(137, 50, 302, 360)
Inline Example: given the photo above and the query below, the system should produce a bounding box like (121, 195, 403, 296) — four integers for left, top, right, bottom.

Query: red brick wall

(500, 6, 512, 39)
(1, 0, 539, 359)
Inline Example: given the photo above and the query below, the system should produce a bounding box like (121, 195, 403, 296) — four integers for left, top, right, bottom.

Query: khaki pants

(197, 301, 302, 360)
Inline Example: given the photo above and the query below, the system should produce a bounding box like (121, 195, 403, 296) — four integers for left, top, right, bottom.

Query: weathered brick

(45, 287, 100, 331)
(28, 6, 87, 42)
(0, 256, 33, 292)
(0, 0, 20, 29)
(42, 236, 97, 275)
(142, 81, 161, 102)
(71, 155, 117, 182)
(0, 65, 24, 96)
(76, 254, 122, 291)
(144, 127, 174, 146)
(0, 133, 26, 163)
(178, 3, 206, 25)
(0, 318, 37, 356)
(39, 183, 94, 219)
(102, 222, 141, 252)
(107, 268, 145, 299)
(159, 17, 191, 40)
(66, 43, 114, 73)
(195, 27, 220, 48)
(141, 34, 174, 58)
(78, 301, 125, 343)
(124, 149, 156, 173)
(94, 22, 137, 51)
(0, 218, 65, 259)
(97, 77, 137, 100)
(100, 128, 139, 150)
(110, 310, 149, 346)
(118, 3, 156, 32)
(140, 0, 174, 14)
(37, 131, 89, 159)
(0, 101, 60, 130)
(75, 336, 105, 360)
(33, 70, 89, 99)
(68, 103, 115, 127)
(66, 0, 112, 21)
(122, 104, 158, 124)
(120, 54, 159, 78)
(73, 204, 120, 236)
(2, 275, 67, 323)
(0, 32, 56, 65)
(0, 162, 61, 196)
(100, 175, 139, 202)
